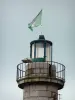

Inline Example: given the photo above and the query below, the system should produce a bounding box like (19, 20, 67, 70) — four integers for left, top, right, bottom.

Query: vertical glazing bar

(30, 44, 32, 58)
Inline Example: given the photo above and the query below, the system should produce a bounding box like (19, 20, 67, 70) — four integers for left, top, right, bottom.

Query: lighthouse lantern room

(30, 35, 52, 62)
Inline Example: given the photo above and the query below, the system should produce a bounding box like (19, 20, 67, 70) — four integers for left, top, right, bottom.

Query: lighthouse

(16, 35, 65, 100)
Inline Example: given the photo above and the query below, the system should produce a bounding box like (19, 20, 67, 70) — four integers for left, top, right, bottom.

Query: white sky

(0, 0, 75, 100)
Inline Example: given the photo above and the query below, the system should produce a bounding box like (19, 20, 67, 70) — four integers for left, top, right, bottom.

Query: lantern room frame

(30, 35, 53, 62)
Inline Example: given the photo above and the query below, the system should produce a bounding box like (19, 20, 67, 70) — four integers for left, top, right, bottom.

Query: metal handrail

(17, 61, 65, 69)
(16, 61, 65, 82)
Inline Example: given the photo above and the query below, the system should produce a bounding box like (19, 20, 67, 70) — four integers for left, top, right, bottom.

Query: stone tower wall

(23, 84, 58, 100)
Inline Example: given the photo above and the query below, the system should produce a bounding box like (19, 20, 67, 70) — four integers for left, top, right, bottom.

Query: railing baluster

(22, 63, 23, 77)
(57, 63, 58, 78)
(17, 65, 18, 80)
(64, 65, 65, 81)
(20, 64, 21, 78)
(60, 64, 61, 79)
(24, 63, 26, 78)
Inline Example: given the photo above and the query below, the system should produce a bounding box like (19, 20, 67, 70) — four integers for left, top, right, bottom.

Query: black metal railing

(16, 61, 65, 82)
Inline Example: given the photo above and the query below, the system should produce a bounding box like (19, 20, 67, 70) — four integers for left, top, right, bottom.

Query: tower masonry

(16, 35, 65, 100)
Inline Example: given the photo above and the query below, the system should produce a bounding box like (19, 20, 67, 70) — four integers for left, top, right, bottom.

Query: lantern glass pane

(36, 43, 44, 58)
(32, 44, 34, 58)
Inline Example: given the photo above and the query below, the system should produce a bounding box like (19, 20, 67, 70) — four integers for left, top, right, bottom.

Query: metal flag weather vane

(28, 10, 42, 31)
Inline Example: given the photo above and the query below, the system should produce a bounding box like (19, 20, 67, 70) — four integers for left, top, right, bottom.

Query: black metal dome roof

(30, 35, 52, 46)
